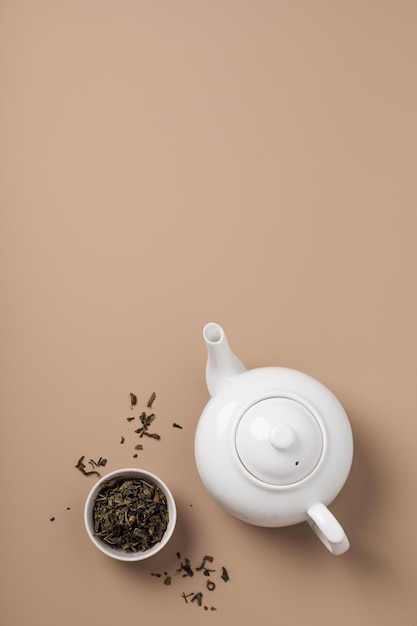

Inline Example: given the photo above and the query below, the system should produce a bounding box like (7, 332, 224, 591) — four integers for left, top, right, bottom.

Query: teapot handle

(307, 502, 350, 555)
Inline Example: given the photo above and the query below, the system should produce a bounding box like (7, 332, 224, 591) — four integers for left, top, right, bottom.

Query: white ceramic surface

(195, 323, 353, 555)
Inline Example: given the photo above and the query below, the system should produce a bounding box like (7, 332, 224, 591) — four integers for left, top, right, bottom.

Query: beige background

(1, 1, 417, 625)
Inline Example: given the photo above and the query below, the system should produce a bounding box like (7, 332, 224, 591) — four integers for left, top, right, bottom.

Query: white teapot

(195, 323, 353, 555)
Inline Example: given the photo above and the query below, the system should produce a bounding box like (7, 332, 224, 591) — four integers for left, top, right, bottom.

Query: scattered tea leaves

(75, 456, 101, 478)
(126, 392, 162, 450)
(137, 413, 155, 437)
(129, 393, 137, 409)
(120, 436, 125, 444)
(176, 557, 194, 577)
(134, 411, 160, 441)
(89, 457, 108, 468)
(172, 423, 183, 429)
(134, 444, 143, 450)
(164, 576, 171, 585)
(50, 517, 55, 522)
(153, 553, 230, 611)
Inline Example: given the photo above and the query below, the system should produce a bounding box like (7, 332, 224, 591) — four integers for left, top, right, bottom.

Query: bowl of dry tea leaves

(84, 468, 176, 561)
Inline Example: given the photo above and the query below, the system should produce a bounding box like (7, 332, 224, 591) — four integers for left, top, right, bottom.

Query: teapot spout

(203, 323, 246, 396)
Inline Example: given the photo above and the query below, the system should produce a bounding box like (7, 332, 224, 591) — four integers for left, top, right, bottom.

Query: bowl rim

(84, 467, 177, 561)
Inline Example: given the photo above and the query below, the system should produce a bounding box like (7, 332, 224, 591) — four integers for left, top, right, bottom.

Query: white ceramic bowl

(84, 468, 177, 561)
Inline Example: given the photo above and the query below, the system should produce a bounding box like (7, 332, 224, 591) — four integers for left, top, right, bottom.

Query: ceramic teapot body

(194, 323, 353, 555)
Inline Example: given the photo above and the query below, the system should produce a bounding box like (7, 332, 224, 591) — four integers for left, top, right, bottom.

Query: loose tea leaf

(144, 432, 161, 440)
(191, 592, 203, 606)
(181, 592, 194, 604)
(92, 477, 169, 552)
(176, 557, 194, 577)
(196, 555, 214, 567)
(147, 392, 156, 408)
(129, 393, 137, 409)
(75, 456, 101, 478)
(172, 423, 183, 429)
(221, 566, 230, 582)
(196, 555, 215, 576)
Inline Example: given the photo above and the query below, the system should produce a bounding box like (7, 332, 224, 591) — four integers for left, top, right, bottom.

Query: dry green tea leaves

(221, 566, 230, 582)
(92, 477, 169, 552)
(89, 457, 107, 468)
(153, 552, 230, 611)
(147, 392, 156, 408)
(75, 455, 101, 478)
(128, 393, 161, 448)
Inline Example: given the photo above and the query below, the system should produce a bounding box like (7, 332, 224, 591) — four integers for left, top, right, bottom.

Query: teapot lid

(235, 397, 323, 485)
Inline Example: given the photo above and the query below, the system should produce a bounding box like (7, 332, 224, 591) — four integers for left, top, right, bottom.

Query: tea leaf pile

(93, 477, 169, 552)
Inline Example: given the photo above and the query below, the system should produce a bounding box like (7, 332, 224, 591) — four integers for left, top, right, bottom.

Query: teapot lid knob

(235, 397, 323, 486)
(270, 424, 296, 451)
